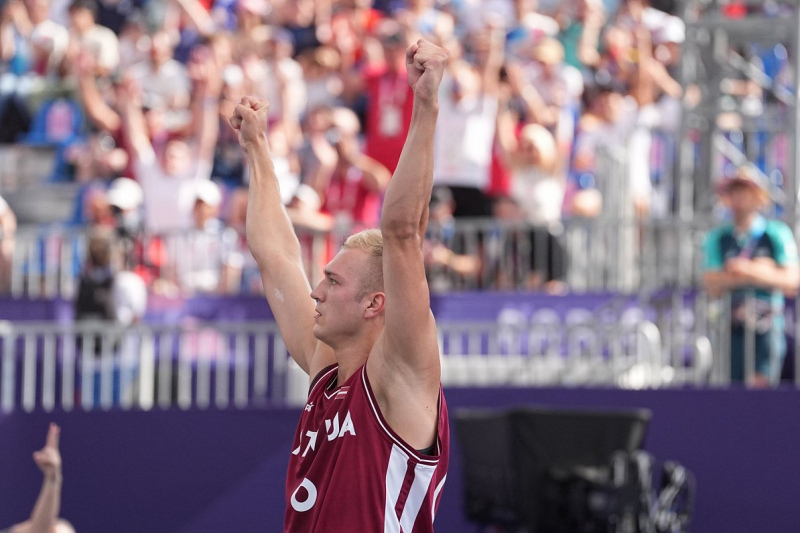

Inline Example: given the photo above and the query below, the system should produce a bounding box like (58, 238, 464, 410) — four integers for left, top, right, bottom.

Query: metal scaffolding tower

(677, 0, 800, 226)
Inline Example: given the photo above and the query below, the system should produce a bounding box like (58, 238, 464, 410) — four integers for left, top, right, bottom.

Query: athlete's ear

(363, 292, 386, 318)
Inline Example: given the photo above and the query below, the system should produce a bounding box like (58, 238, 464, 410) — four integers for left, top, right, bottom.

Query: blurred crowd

(0, 0, 690, 298)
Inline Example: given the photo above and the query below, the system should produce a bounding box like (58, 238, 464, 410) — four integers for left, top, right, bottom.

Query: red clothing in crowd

(320, 167, 382, 229)
(364, 66, 415, 173)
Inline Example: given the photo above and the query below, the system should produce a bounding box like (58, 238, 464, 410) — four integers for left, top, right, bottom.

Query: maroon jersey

(285, 364, 449, 532)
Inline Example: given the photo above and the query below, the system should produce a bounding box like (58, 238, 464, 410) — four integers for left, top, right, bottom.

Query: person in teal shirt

(702, 169, 800, 386)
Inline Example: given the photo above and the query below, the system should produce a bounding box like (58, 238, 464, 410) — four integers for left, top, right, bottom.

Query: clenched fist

(406, 39, 449, 102)
(229, 96, 270, 149)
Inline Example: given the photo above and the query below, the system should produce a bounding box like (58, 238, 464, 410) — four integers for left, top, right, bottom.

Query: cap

(195, 180, 222, 207)
(716, 166, 770, 201)
(107, 177, 143, 210)
(652, 16, 685, 45)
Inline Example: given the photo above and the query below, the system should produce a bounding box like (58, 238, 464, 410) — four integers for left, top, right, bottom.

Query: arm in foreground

(231, 98, 335, 376)
(367, 40, 448, 449)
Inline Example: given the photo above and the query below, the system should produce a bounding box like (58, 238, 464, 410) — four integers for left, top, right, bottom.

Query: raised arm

(76, 54, 122, 134)
(120, 79, 154, 161)
(188, 50, 221, 164)
(367, 40, 448, 450)
(12, 424, 62, 533)
(230, 98, 334, 376)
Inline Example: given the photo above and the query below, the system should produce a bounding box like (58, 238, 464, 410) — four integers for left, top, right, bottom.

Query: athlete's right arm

(230, 97, 335, 375)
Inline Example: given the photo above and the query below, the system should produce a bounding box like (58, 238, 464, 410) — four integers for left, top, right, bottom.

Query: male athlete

(230, 39, 450, 532)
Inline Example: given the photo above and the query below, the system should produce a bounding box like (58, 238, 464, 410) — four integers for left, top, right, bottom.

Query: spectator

(0, 193, 17, 293)
(226, 187, 263, 294)
(122, 47, 220, 234)
(394, 0, 454, 43)
(556, 0, 605, 70)
(27, 0, 70, 77)
(316, 106, 390, 231)
(507, 37, 582, 169)
(432, 18, 504, 218)
(424, 186, 481, 292)
(500, 122, 564, 226)
(106, 176, 144, 237)
(360, 20, 415, 173)
(272, 0, 322, 56)
(67, 0, 119, 76)
(74, 226, 146, 326)
(489, 193, 568, 293)
(242, 26, 307, 123)
(569, 74, 655, 218)
(128, 30, 192, 130)
(167, 180, 243, 294)
(1, 424, 75, 533)
(702, 168, 800, 386)
(505, 0, 560, 61)
(298, 45, 344, 112)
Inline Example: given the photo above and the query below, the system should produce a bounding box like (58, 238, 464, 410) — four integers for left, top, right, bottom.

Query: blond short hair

(342, 229, 384, 299)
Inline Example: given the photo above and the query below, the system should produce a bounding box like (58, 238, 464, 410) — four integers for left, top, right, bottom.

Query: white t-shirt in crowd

(433, 76, 498, 190)
(511, 166, 564, 226)
(134, 147, 212, 234)
(573, 96, 658, 202)
(129, 59, 191, 110)
(78, 25, 120, 72)
(112, 271, 147, 325)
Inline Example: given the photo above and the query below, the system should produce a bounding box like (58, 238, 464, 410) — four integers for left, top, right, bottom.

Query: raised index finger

(46, 423, 60, 450)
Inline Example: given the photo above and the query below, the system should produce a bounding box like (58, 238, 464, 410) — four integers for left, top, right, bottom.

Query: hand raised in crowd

(229, 96, 269, 149)
(405, 39, 449, 102)
(33, 423, 62, 482)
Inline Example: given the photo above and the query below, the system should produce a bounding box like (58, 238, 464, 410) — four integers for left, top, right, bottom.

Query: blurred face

(26, 0, 50, 23)
(193, 200, 218, 228)
(514, 0, 535, 17)
(69, 7, 93, 33)
(430, 201, 454, 222)
(310, 249, 376, 346)
(162, 140, 190, 176)
(381, 36, 407, 68)
(306, 107, 333, 133)
(150, 31, 173, 66)
(728, 185, 763, 219)
(520, 137, 542, 165)
(86, 191, 112, 224)
(452, 66, 479, 101)
(597, 91, 623, 122)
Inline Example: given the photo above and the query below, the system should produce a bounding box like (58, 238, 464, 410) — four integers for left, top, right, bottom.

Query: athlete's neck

(332, 334, 380, 387)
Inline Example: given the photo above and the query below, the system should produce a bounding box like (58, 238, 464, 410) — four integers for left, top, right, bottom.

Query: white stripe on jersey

(400, 462, 436, 532)
(384, 444, 409, 533)
(431, 474, 448, 520)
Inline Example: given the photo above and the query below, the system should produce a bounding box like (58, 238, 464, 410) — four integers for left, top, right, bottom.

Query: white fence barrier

(0, 314, 720, 413)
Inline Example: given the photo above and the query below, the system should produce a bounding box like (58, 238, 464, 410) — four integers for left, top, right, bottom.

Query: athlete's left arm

(367, 40, 448, 450)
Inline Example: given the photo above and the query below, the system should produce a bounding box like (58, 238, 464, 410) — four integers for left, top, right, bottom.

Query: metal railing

(1, 217, 722, 299)
(0, 310, 724, 413)
(0, 321, 289, 413)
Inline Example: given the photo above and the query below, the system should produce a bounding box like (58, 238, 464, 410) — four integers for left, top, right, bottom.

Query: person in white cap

(106, 177, 144, 238)
(167, 180, 243, 294)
